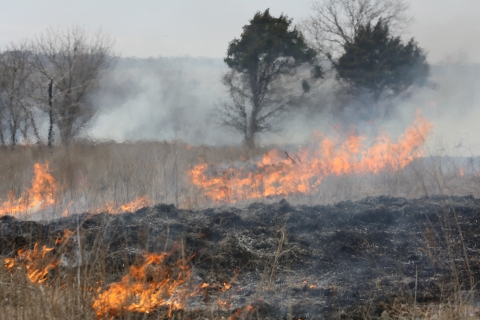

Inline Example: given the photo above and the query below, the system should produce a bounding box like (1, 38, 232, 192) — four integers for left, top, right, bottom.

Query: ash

(1, 195, 480, 319)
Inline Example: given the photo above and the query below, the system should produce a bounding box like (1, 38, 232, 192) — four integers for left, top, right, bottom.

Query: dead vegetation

(0, 141, 479, 216)
(0, 141, 480, 319)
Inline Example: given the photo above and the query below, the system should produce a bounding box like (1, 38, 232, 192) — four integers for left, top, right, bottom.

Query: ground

(1, 195, 480, 319)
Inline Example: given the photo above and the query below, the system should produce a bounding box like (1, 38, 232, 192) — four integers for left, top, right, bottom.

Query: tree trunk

(246, 103, 260, 150)
(0, 128, 5, 147)
(245, 133, 256, 150)
(10, 123, 16, 149)
(245, 73, 261, 150)
(59, 126, 71, 146)
(47, 80, 54, 148)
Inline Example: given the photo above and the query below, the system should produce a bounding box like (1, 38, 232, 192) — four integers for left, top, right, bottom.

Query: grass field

(0, 141, 479, 319)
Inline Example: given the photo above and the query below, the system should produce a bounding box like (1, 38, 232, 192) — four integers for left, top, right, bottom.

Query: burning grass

(92, 247, 194, 318)
(0, 115, 480, 318)
(0, 122, 479, 217)
(1, 195, 480, 318)
(0, 162, 56, 217)
(190, 113, 432, 203)
(0, 161, 151, 219)
(2, 228, 251, 319)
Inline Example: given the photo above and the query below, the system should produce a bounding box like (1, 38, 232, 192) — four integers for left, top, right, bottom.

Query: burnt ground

(1, 195, 480, 319)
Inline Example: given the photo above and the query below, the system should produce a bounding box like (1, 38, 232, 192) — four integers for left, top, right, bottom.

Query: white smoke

(87, 56, 480, 156)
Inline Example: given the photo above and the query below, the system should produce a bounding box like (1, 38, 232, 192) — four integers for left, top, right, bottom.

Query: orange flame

(0, 162, 150, 218)
(114, 196, 150, 214)
(228, 305, 255, 320)
(190, 113, 432, 203)
(55, 229, 75, 245)
(3, 230, 74, 284)
(218, 299, 231, 309)
(92, 250, 193, 318)
(94, 196, 151, 215)
(5, 243, 60, 284)
(6, 231, 252, 318)
(0, 162, 57, 217)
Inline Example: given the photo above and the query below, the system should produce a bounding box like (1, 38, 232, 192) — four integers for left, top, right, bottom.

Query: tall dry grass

(0, 141, 479, 319)
(1, 140, 479, 217)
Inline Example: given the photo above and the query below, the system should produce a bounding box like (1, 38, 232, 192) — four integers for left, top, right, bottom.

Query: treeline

(0, 27, 112, 148)
(218, 0, 430, 149)
(0, 0, 431, 149)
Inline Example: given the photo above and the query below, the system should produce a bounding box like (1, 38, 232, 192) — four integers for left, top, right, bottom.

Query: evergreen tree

(220, 9, 322, 149)
(334, 20, 429, 103)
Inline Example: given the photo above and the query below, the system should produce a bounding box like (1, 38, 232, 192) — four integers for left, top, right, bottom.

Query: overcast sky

(1, 0, 479, 64)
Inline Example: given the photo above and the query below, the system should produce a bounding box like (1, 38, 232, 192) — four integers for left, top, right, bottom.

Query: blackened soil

(1, 196, 480, 319)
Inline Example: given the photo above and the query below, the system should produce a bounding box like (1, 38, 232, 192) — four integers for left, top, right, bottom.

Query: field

(0, 141, 480, 319)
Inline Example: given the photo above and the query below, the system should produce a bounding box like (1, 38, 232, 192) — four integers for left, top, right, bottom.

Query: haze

(1, 0, 479, 156)
(1, 0, 479, 63)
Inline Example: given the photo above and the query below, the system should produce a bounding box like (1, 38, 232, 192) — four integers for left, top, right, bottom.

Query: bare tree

(302, 0, 411, 59)
(0, 42, 40, 147)
(30, 27, 112, 146)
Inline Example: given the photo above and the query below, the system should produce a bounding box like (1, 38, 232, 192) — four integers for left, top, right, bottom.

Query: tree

(30, 27, 112, 146)
(302, 0, 411, 59)
(333, 20, 429, 103)
(219, 9, 322, 150)
(0, 42, 40, 147)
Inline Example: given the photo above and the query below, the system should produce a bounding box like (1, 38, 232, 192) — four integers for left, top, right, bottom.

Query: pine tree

(334, 20, 429, 103)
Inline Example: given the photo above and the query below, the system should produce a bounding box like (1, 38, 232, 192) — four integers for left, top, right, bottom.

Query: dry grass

(0, 267, 97, 319)
(379, 297, 480, 319)
(2, 140, 479, 216)
(0, 141, 480, 319)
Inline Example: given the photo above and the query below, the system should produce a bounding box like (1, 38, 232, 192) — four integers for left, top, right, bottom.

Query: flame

(5, 244, 56, 284)
(222, 282, 232, 291)
(55, 229, 75, 245)
(94, 196, 151, 215)
(92, 249, 193, 318)
(6, 231, 254, 318)
(0, 162, 57, 217)
(4, 230, 75, 284)
(115, 196, 150, 213)
(0, 162, 149, 217)
(62, 201, 74, 217)
(190, 113, 432, 203)
(218, 299, 231, 309)
(228, 305, 255, 320)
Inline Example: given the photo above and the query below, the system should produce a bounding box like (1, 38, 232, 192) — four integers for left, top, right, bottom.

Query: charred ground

(1, 195, 480, 319)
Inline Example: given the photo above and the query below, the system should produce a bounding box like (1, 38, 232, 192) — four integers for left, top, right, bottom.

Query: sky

(0, 0, 479, 64)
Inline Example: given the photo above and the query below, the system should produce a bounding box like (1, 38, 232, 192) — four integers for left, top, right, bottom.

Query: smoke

(86, 56, 480, 156)
(87, 56, 238, 145)
(374, 61, 480, 157)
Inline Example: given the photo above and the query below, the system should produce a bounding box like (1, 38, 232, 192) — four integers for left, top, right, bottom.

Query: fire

(0, 162, 57, 217)
(4, 230, 76, 283)
(228, 305, 255, 320)
(0, 161, 149, 217)
(94, 196, 151, 215)
(3, 230, 74, 284)
(222, 282, 232, 291)
(5, 244, 59, 284)
(62, 201, 74, 217)
(92, 248, 193, 318)
(116, 196, 150, 213)
(218, 299, 231, 309)
(5, 233, 204, 318)
(190, 113, 432, 203)
(55, 229, 75, 245)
